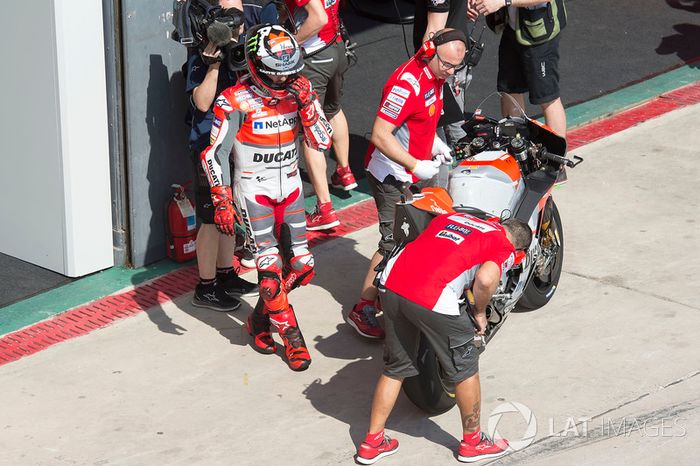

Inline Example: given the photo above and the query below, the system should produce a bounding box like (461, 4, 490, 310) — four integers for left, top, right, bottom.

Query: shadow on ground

(299, 235, 460, 449)
(656, 23, 700, 68)
(665, 0, 700, 13)
(302, 351, 459, 448)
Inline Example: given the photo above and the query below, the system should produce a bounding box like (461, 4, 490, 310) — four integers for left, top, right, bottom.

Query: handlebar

(541, 148, 584, 168)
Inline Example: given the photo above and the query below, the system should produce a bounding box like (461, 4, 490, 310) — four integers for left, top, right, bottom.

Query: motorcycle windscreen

(528, 118, 567, 156)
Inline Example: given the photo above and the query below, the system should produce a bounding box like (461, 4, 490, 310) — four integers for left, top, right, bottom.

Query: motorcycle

(388, 94, 583, 415)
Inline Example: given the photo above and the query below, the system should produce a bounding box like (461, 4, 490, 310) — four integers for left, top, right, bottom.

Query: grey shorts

(367, 173, 435, 256)
(381, 289, 479, 384)
(302, 41, 348, 119)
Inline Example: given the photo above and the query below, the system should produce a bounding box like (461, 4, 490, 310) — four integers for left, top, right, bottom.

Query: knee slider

(256, 252, 287, 307)
(256, 249, 283, 274)
(285, 252, 315, 291)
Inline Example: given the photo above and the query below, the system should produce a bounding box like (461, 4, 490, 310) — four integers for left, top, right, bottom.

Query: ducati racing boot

(268, 306, 311, 372)
(247, 302, 276, 354)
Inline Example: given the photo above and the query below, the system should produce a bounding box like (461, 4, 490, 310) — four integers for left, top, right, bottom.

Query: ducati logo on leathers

(253, 148, 298, 163)
(206, 159, 221, 186)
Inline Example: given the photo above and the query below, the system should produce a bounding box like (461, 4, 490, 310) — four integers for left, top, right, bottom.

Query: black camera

(172, 0, 246, 70)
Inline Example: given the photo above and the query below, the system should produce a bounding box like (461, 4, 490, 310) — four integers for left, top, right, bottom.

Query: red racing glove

(286, 75, 319, 126)
(286, 75, 313, 107)
(210, 185, 237, 236)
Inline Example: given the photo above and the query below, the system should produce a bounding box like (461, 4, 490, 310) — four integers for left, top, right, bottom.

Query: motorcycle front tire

(402, 334, 456, 415)
(518, 201, 564, 310)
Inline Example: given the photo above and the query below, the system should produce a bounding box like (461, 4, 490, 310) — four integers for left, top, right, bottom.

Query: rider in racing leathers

(201, 24, 333, 371)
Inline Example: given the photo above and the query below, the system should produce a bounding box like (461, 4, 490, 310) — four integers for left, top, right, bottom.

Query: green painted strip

(0, 260, 187, 335)
(303, 176, 372, 212)
(565, 63, 700, 128)
(2, 62, 699, 338)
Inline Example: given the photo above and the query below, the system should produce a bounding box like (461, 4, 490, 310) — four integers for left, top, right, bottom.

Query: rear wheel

(402, 335, 456, 415)
(518, 200, 564, 310)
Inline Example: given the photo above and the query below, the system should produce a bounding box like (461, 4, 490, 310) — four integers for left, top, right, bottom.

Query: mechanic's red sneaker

(306, 202, 340, 231)
(457, 431, 509, 463)
(356, 431, 399, 465)
(331, 165, 358, 191)
(346, 299, 384, 339)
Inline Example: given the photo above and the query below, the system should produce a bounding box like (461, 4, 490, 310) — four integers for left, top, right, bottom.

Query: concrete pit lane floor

(0, 103, 699, 465)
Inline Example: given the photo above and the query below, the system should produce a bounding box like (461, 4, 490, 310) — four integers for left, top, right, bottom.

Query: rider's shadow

(178, 299, 254, 347)
(309, 235, 374, 322)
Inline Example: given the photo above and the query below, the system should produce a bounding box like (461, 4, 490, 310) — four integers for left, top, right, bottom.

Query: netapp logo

(251, 113, 299, 134)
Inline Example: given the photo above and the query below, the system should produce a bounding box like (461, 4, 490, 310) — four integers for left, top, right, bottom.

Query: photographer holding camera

(184, 0, 258, 311)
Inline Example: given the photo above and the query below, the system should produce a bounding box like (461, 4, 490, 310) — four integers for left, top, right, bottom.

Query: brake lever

(567, 155, 584, 168)
(542, 148, 584, 168)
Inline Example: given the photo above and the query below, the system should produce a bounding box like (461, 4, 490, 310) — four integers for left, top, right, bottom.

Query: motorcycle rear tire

(402, 334, 456, 415)
(518, 201, 564, 310)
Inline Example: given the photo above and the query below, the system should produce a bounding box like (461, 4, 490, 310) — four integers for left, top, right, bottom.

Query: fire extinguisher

(166, 184, 197, 262)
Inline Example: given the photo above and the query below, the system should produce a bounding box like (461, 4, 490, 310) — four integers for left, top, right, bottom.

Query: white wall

(0, 0, 113, 277)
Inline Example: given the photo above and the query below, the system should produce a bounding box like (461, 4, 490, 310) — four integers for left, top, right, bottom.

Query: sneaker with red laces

(356, 433, 399, 465)
(331, 165, 358, 191)
(306, 202, 340, 231)
(346, 300, 384, 339)
(457, 432, 509, 463)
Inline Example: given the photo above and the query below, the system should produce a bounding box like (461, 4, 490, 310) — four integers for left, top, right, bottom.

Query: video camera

(171, 0, 246, 70)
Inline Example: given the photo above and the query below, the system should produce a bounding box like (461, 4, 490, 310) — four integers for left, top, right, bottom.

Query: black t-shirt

(413, 0, 469, 53)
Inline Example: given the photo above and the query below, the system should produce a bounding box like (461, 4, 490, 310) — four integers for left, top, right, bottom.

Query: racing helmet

(245, 24, 304, 99)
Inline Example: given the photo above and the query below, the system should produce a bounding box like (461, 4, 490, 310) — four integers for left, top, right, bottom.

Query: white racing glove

(432, 136, 454, 165)
(411, 159, 442, 180)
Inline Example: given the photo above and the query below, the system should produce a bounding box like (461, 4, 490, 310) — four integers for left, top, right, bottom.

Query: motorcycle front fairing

(449, 150, 524, 219)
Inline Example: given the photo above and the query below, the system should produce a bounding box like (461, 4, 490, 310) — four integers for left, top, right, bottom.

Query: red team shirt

(380, 214, 516, 315)
(365, 56, 444, 184)
(285, 0, 342, 54)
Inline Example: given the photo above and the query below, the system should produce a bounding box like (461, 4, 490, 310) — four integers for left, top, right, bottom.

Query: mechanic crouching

(354, 214, 532, 464)
(200, 24, 333, 371)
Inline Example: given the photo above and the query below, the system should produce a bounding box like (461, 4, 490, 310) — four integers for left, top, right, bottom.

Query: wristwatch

(505, 0, 513, 6)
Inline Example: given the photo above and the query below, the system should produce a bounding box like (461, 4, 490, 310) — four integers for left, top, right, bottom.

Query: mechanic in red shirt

(346, 28, 467, 339)
(355, 214, 532, 464)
